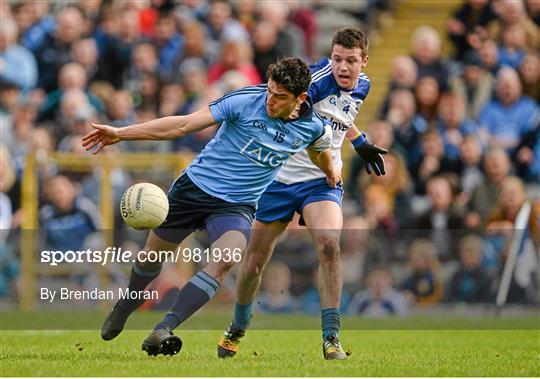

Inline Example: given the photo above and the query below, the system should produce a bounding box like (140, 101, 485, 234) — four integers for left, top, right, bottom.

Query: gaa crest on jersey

(292, 137, 302, 149)
(252, 120, 268, 133)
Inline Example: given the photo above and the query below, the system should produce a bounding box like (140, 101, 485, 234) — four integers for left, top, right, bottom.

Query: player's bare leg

(218, 220, 288, 358)
(101, 231, 178, 341)
(303, 201, 347, 360)
(145, 229, 247, 356)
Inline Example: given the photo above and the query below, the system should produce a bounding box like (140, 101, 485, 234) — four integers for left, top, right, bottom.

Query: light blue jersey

(185, 85, 328, 204)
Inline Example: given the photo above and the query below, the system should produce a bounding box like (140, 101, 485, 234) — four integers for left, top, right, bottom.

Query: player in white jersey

(218, 28, 387, 360)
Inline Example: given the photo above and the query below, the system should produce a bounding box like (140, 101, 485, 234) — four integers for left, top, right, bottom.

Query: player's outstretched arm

(347, 125, 388, 176)
(307, 147, 342, 188)
(81, 107, 217, 154)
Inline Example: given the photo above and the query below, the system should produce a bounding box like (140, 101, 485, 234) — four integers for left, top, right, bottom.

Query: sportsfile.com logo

(239, 137, 289, 167)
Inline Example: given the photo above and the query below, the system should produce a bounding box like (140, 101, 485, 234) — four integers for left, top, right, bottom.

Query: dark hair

(332, 27, 369, 56)
(266, 57, 311, 97)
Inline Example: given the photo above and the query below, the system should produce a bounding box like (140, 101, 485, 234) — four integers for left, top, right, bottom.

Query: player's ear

(361, 55, 369, 68)
(296, 92, 308, 103)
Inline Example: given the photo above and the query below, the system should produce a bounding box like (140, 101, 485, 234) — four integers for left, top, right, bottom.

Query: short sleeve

(208, 90, 247, 124)
(309, 122, 332, 152)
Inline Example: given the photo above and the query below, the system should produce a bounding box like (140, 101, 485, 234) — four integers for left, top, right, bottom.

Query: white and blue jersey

(275, 58, 370, 184)
(184, 85, 328, 204)
(256, 59, 370, 224)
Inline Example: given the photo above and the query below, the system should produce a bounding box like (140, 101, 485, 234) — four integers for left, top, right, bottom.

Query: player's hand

(82, 123, 121, 154)
(326, 168, 342, 188)
(355, 141, 387, 176)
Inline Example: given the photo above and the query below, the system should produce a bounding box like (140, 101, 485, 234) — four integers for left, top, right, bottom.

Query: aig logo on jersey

(240, 137, 289, 167)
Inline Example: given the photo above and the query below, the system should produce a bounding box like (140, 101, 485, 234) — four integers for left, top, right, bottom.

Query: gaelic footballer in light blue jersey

(82, 57, 340, 356)
(185, 84, 329, 203)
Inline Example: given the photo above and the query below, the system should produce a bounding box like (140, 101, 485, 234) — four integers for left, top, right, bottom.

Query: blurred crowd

(0, 0, 538, 314)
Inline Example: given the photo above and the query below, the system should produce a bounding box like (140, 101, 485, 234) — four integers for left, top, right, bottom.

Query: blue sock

(119, 261, 161, 313)
(321, 308, 340, 340)
(154, 270, 220, 331)
(231, 302, 252, 330)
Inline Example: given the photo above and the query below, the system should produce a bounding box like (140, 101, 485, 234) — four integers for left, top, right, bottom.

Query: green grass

(1, 313, 539, 376)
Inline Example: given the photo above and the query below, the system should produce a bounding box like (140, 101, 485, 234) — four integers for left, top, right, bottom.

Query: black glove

(355, 141, 388, 176)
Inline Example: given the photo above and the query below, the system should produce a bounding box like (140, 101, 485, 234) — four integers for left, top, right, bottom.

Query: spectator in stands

(436, 92, 478, 160)
(107, 90, 136, 127)
(3, 102, 36, 159)
(487, 0, 538, 50)
(158, 83, 185, 117)
(258, 2, 304, 58)
(177, 21, 209, 72)
(457, 134, 485, 206)
(477, 38, 500, 75)
(515, 122, 540, 183)
(478, 67, 539, 151)
(466, 147, 511, 229)
(415, 176, 465, 260)
(410, 129, 461, 194)
(124, 42, 159, 92)
(12, 1, 55, 54)
(34, 6, 85, 92)
(415, 75, 440, 123)
(38, 62, 104, 123)
(447, 234, 491, 303)
(379, 55, 418, 118)
(358, 152, 413, 230)
(204, 0, 249, 63)
(0, 17, 37, 92)
(40, 175, 101, 253)
(401, 239, 444, 306)
(447, 0, 496, 60)
(153, 13, 183, 80)
(525, 0, 540, 25)
(256, 261, 296, 313)
(362, 183, 399, 258)
(518, 53, 540, 101)
(235, 0, 258, 33)
(497, 24, 527, 70)
(207, 40, 261, 85)
(288, 0, 318, 60)
(451, 50, 495, 120)
(137, 71, 162, 113)
(485, 176, 537, 238)
(72, 38, 100, 86)
(348, 267, 409, 317)
(96, 9, 142, 89)
(411, 25, 450, 91)
(484, 176, 539, 302)
(386, 89, 428, 165)
(0, 148, 18, 298)
(251, 22, 284, 81)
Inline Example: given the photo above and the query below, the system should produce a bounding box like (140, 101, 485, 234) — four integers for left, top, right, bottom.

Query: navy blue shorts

(153, 174, 256, 244)
(256, 178, 343, 225)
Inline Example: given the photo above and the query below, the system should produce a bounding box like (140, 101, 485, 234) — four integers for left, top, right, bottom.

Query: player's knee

(244, 256, 267, 278)
(208, 259, 236, 278)
(316, 236, 340, 261)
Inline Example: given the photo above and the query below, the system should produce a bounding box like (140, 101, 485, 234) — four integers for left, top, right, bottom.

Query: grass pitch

(1, 313, 539, 376)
